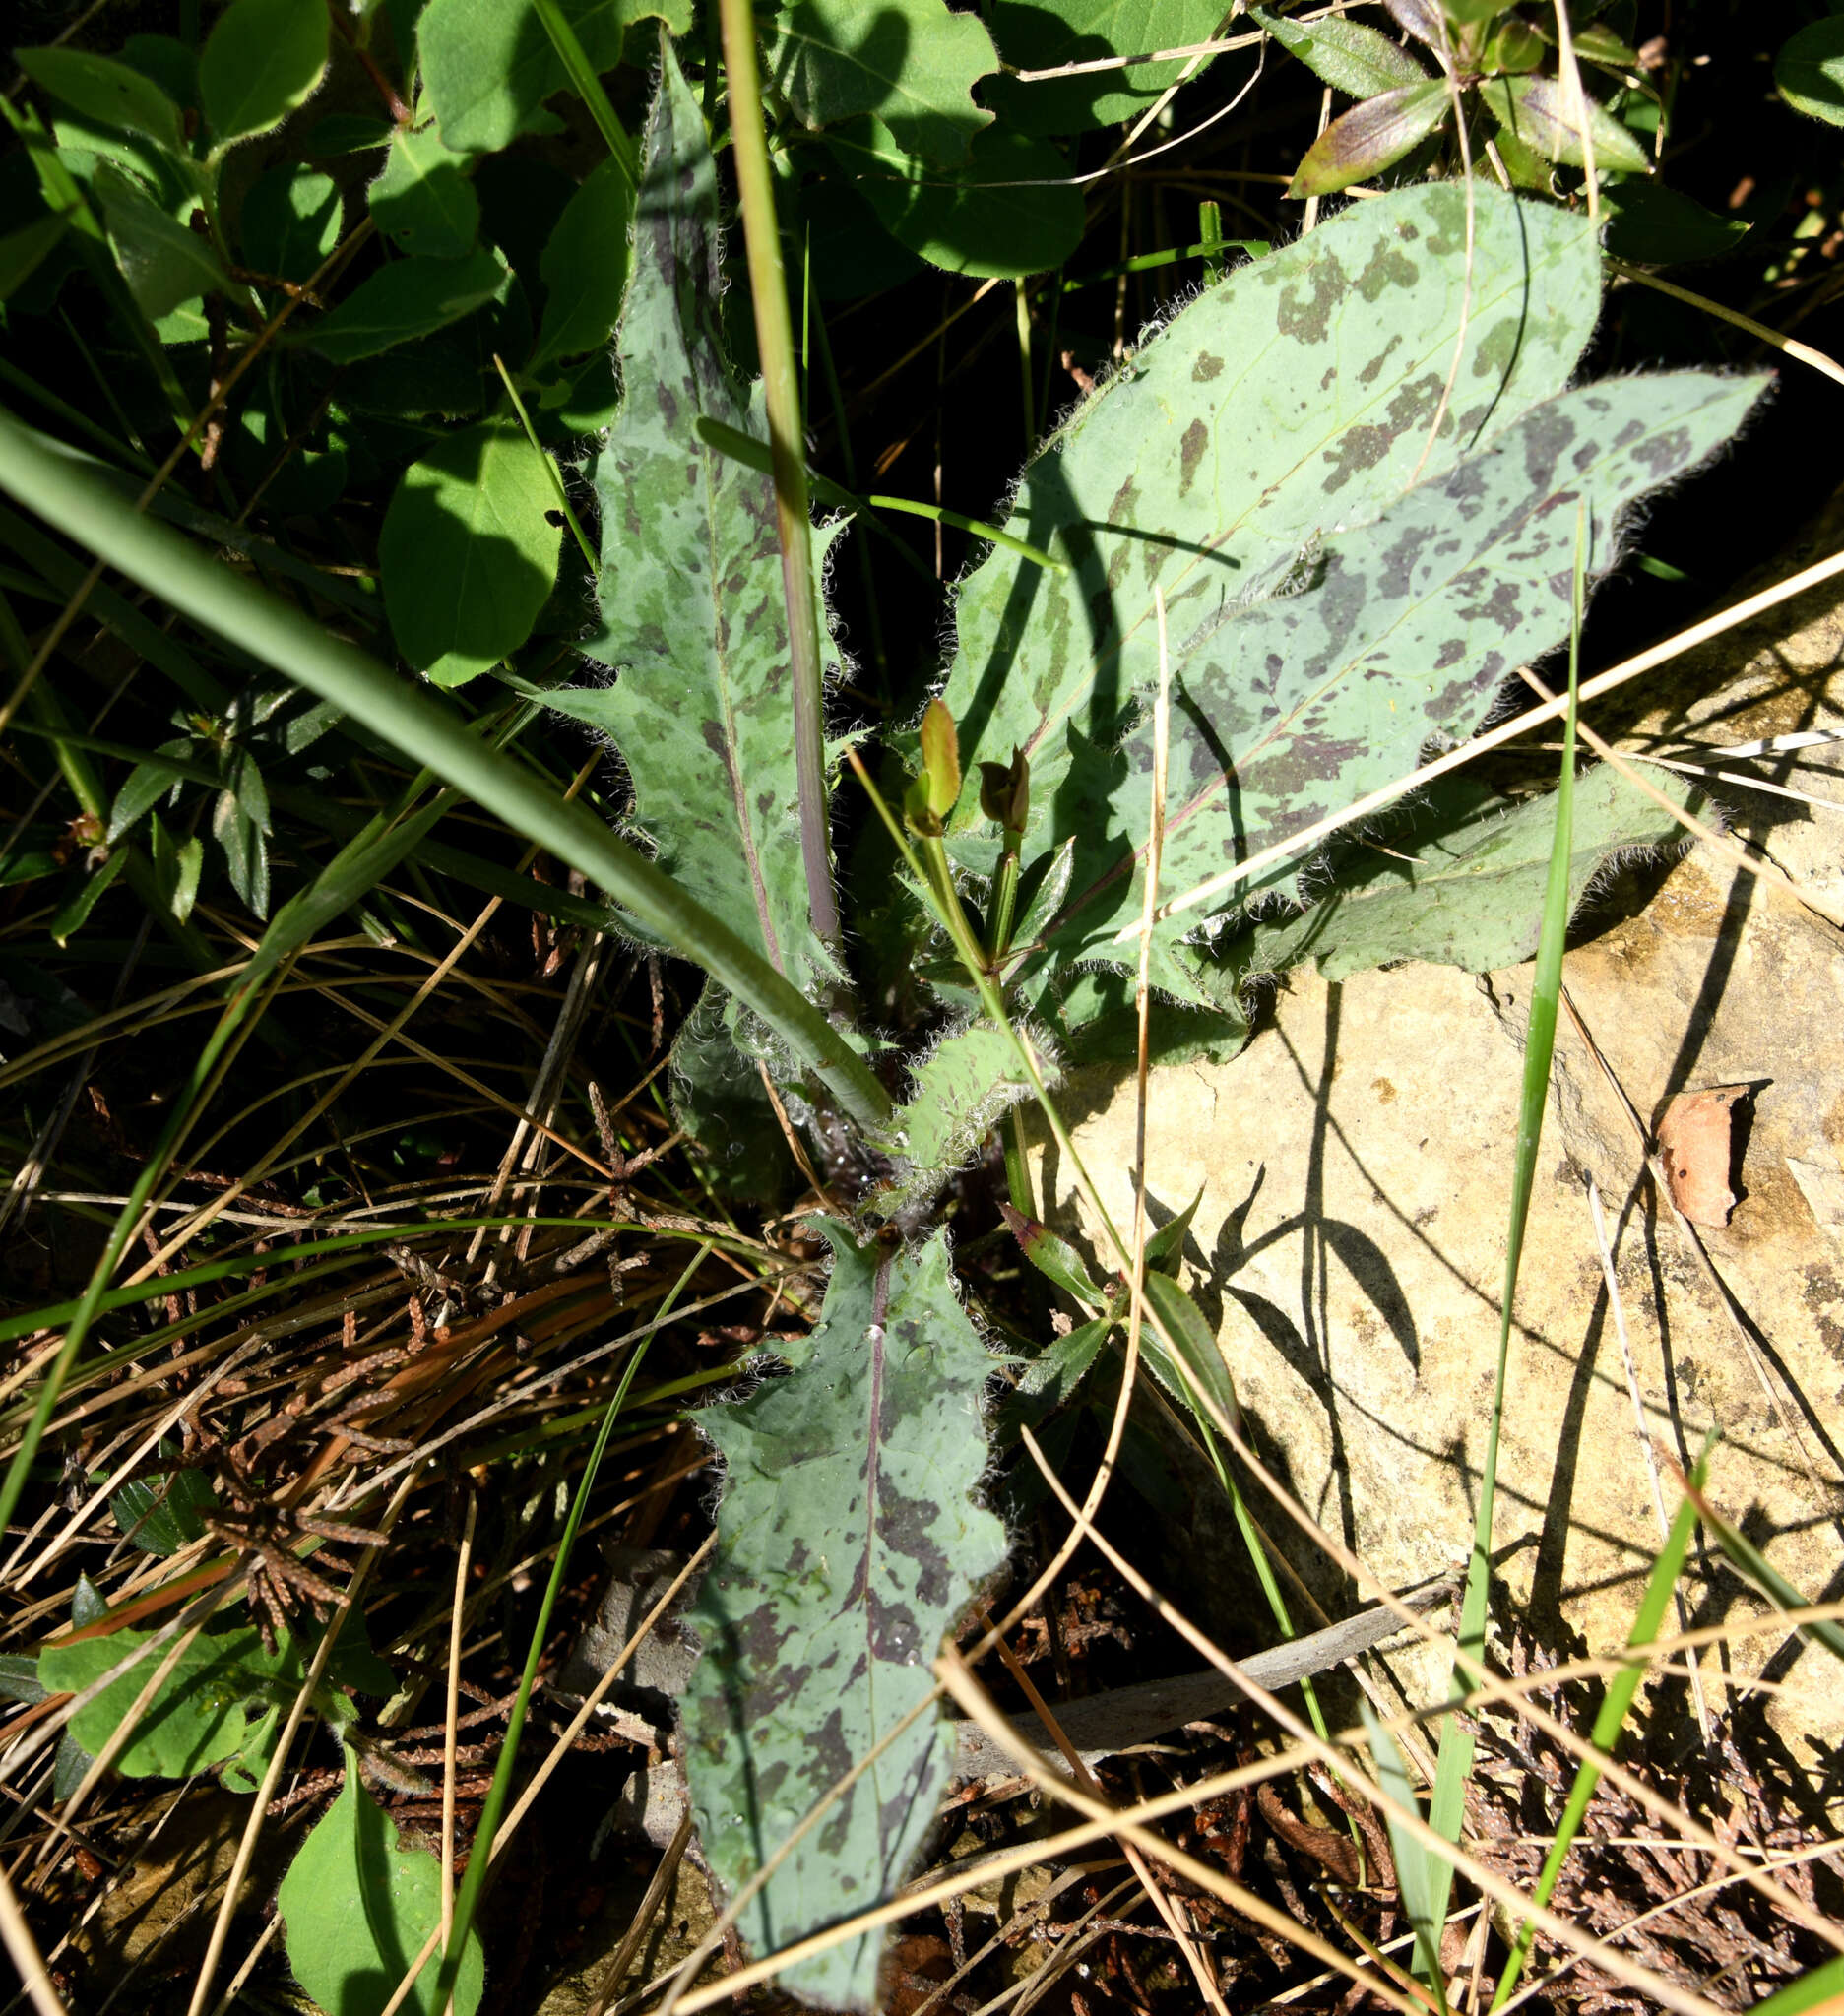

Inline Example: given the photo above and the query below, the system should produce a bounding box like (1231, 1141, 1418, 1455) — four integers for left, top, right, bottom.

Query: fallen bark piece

(1657, 1084, 1752, 1227)
(950, 1584, 1452, 1783)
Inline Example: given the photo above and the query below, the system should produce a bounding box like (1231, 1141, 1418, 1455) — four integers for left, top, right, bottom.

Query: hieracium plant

(0, 0, 1766, 2007)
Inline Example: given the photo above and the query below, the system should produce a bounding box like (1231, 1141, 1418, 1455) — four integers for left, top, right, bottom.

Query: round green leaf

(279, 1764, 484, 2016)
(200, 0, 330, 149)
(37, 1623, 287, 1778)
(831, 117, 1084, 278)
(368, 120, 479, 258)
(985, 0, 1232, 135)
(531, 154, 634, 370)
(15, 47, 183, 149)
(239, 165, 341, 283)
(380, 419, 561, 686)
(1777, 17, 1844, 125)
(768, 0, 999, 163)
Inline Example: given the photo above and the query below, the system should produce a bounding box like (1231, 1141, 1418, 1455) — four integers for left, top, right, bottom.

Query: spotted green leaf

(938, 184, 1600, 887)
(1242, 767, 1705, 982)
(768, 0, 999, 163)
(547, 49, 833, 996)
(684, 1222, 1005, 2010)
(1018, 368, 1766, 1005)
(418, 0, 693, 154)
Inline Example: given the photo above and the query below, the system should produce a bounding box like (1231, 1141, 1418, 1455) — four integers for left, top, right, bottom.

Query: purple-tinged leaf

(1287, 80, 1449, 197)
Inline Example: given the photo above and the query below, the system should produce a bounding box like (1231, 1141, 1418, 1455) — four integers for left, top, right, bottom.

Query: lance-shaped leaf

(1477, 74, 1651, 172)
(1250, 8, 1430, 98)
(1016, 369, 1766, 1001)
(1287, 81, 1450, 199)
(683, 1223, 1005, 2010)
(547, 50, 833, 998)
(1240, 768, 1703, 981)
(936, 184, 1601, 881)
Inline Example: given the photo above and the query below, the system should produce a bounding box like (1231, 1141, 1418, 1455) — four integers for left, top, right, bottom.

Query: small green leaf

(0, 207, 75, 301)
(1251, 8, 1429, 98)
(831, 114, 1085, 278)
(38, 1622, 292, 1779)
(369, 120, 478, 259)
(15, 47, 183, 149)
(94, 162, 226, 318)
(239, 164, 341, 282)
(1140, 1269, 1240, 1432)
(108, 752, 188, 841)
(1477, 74, 1651, 172)
(418, 0, 693, 154)
(769, 0, 999, 164)
(305, 249, 504, 363)
(49, 846, 130, 945)
(1777, 17, 1844, 125)
(150, 818, 205, 924)
(1143, 1186, 1203, 1277)
(109, 1467, 218, 1556)
(1287, 80, 1450, 198)
(279, 1760, 485, 2016)
(0, 1654, 45, 1705)
(380, 418, 561, 686)
(530, 153, 634, 370)
(1602, 177, 1747, 265)
(1001, 1201, 1113, 1309)
(200, 0, 330, 149)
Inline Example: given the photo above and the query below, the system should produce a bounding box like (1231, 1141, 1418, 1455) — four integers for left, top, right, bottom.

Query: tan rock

(1033, 839, 1844, 1760)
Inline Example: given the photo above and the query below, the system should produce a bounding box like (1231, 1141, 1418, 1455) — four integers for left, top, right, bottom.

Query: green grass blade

(1492, 1435, 1714, 2008)
(1426, 503, 1590, 1971)
(1741, 1955, 1844, 2016)
(1364, 1701, 1450, 1997)
(0, 410, 892, 1135)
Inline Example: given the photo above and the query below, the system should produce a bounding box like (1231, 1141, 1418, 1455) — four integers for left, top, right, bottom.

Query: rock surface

(1032, 549, 1844, 1762)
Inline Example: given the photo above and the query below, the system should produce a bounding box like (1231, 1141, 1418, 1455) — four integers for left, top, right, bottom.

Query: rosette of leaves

(1252, 0, 1652, 198)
